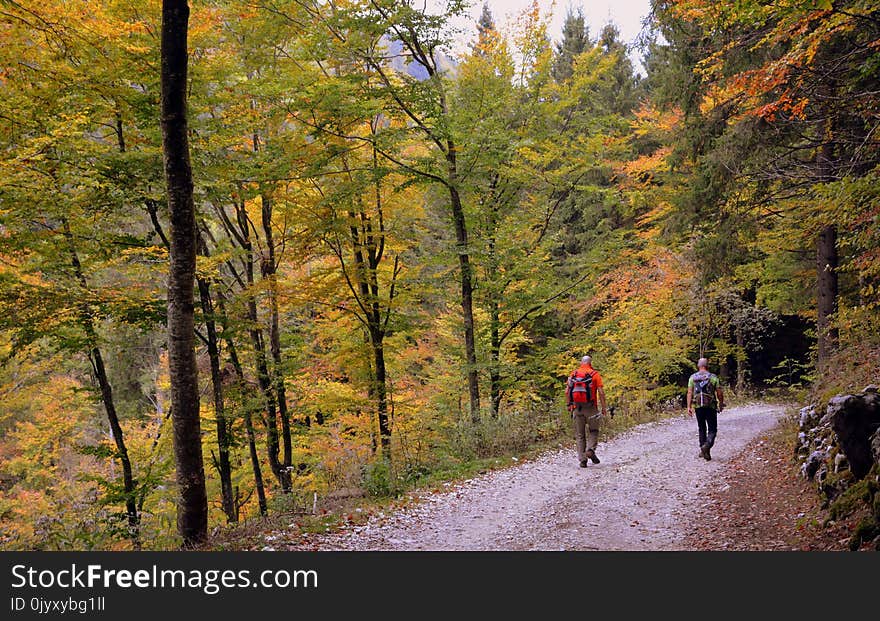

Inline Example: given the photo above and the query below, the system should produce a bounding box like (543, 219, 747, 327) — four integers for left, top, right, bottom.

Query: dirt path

(295, 403, 784, 551)
(684, 419, 859, 551)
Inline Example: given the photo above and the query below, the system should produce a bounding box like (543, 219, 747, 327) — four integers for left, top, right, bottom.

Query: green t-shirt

(687, 372, 719, 389)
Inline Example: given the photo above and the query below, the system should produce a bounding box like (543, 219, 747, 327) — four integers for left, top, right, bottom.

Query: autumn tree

(474, 3, 500, 57)
(650, 0, 880, 372)
(275, 0, 483, 422)
(161, 0, 208, 546)
(0, 0, 174, 546)
(453, 4, 609, 417)
(2, 0, 876, 551)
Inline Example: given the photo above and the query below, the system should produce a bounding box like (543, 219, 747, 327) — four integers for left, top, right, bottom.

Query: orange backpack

(568, 368, 595, 404)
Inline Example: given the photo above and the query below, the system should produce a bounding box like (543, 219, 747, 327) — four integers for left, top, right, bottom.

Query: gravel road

(301, 404, 785, 551)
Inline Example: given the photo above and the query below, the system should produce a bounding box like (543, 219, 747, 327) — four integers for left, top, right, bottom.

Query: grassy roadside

(204, 403, 685, 550)
(205, 393, 791, 550)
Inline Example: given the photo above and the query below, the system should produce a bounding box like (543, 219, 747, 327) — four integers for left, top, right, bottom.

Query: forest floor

(682, 415, 861, 550)
(264, 403, 853, 551)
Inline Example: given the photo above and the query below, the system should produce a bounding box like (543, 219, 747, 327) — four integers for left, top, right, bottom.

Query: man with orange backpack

(566, 355, 609, 468)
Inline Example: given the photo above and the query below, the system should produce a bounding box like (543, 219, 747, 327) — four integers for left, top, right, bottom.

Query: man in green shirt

(687, 358, 725, 461)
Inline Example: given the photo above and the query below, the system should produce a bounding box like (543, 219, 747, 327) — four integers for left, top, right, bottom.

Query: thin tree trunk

(63, 222, 140, 546)
(490, 298, 501, 418)
(816, 224, 838, 366)
(217, 293, 268, 516)
(194, 230, 236, 522)
(259, 193, 292, 477)
(247, 130, 290, 493)
(366, 150, 392, 454)
(161, 0, 207, 547)
(196, 272, 236, 523)
(247, 278, 288, 493)
(368, 45, 480, 422)
(363, 333, 378, 456)
(371, 336, 391, 454)
(242, 409, 268, 515)
(348, 273, 391, 457)
(487, 218, 501, 418)
(735, 322, 747, 395)
(333, 137, 395, 457)
(89, 345, 140, 544)
(238, 202, 290, 493)
(344, 176, 392, 456)
(434, 75, 480, 422)
(446, 165, 480, 423)
(816, 134, 838, 369)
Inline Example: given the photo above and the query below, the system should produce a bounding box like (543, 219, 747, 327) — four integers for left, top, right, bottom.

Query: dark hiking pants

(695, 407, 717, 448)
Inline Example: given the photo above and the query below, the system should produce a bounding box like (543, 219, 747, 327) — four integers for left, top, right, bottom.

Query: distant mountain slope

(384, 36, 457, 79)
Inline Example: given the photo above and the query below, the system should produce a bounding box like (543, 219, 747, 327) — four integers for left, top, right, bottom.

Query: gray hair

(697, 357, 709, 369)
(581, 355, 592, 365)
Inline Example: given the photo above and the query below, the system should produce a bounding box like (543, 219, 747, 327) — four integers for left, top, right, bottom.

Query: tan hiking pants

(572, 403, 602, 462)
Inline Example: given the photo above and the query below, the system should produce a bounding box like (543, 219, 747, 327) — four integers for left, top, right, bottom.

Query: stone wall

(796, 385, 880, 550)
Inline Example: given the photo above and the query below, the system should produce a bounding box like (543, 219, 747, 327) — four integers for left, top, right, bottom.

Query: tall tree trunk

(196, 272, 236, 523)
(366, 156, 393, 454)
(363, 333, 378, 456)
(446, 153, 480, 423)
(161, 0, 207, 547)
(345, 174, 393, 457)
(373, 50, 480, 422)
(217, 294, 268, 516)
(242, 406, 268, 515)
(248, 281, 288, 493)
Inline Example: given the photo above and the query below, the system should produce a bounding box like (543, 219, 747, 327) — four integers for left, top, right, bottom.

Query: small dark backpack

(693, 372, 717, 408)
(569, 369, 594, 404)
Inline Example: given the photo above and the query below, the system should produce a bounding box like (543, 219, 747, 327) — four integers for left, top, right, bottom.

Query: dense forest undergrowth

(0, 1, 877, 549)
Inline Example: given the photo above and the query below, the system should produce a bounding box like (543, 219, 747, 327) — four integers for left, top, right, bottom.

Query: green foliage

(553, 7, 590, 83)
(850, 516, 879, 551)
(361, 459, 403, 498)
(828, 476, 875, 521)
(0, 0, 876, 549)
(444, 408, 565, 461)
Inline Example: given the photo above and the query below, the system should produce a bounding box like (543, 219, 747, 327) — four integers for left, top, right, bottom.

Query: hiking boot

(700, 443, 711, 461)
(579, 459, 588, 468)
(586, 449, 600, 464)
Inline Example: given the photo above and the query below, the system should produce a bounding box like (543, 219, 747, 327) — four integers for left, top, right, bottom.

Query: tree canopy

(0, 0, 876, 549)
